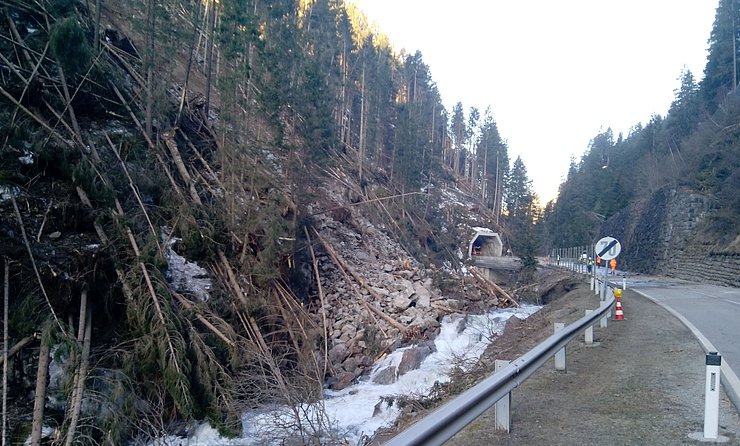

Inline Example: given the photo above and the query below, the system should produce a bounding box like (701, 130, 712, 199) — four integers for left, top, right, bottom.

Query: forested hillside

(543, 0, 740, 281)
(0, 0, 542, 443)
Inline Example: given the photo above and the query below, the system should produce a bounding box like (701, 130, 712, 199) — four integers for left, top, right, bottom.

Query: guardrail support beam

(554, 323, 566, 371)
(585, 310, 594, 345)
(494, 360, 511, 431)
(600, 308, 608, 328)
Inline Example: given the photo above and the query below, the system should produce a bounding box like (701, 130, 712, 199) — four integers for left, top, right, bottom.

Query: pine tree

(701, 0, 740, 112)
(450, 102, 465, 175)
(664, 69, 701, 142)
(505, 156, 540, 267)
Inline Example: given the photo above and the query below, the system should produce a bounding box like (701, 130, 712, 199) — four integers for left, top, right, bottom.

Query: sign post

(595, 237, 621, 301)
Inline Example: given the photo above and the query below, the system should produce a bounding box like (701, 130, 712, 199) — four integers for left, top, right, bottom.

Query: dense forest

(0, 0, 541, 443)
(0, 0, 738, 443)
(542, 0, 740, 255)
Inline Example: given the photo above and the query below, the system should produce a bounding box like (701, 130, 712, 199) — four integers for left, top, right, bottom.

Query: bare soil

(445, 280, 740, 446)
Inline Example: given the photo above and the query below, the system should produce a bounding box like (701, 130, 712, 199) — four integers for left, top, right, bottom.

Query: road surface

(628, 277, 740, 410)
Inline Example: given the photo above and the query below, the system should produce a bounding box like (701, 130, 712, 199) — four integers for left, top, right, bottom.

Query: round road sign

(595, 236, 621, 260)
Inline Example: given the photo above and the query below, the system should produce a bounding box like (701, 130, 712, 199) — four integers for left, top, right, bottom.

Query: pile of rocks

(311, 184, 480, 390)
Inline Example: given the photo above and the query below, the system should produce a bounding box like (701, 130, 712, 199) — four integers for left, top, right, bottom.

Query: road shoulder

(447, 286, 740, 446)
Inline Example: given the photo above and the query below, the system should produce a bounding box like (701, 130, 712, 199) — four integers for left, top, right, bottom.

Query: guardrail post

(704, 352, 722, 439)
(622, 277, 626, 291)
(594, 279, 599, 295)
(554, 323, 566, 371)
(584, 310, 594, 345)
(590, 276, 594, 291)
(494, 359, 511, 431)
(599, 310, 608, 328)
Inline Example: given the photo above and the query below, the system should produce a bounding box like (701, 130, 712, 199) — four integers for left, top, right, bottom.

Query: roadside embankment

(446, 285, 740, 446)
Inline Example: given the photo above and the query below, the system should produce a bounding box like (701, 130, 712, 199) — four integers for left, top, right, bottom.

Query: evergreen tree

(665, 69, 701, 142)
(476, 108, 508, 218)
(449, 102, 466, 175)
(701, 0, 740, 112)
(505, 156, 540, 267)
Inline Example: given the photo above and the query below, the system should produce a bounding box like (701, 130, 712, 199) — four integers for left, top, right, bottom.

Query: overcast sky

(348, 0, 719, 203)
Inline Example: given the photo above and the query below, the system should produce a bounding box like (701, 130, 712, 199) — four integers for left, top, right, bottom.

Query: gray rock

(398, 344, 434, 376)
(328, 343, 349, 364)
(330, 371, 356, 390)
(392, 294, 412, 311)
(342, 356, 359, 372)
(371, 286, 390, 297)
(395, 278, 415, 293)
(414, 289, 431, 308)
(397, 270, 415, 279)
(358, 355, 374, 368)
(372, 366, 397, 385)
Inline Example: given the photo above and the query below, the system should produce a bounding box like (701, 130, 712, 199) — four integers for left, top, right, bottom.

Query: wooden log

(162, 128, 202, 205)
(469, 266, 519, 308)
(30, 325, 51, 446)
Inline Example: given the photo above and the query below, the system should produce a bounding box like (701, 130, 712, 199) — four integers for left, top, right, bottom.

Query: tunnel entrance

(468, 229, 503, 258)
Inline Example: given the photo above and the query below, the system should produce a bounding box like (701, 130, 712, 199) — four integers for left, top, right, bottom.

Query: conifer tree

(701, 0, 740, 112)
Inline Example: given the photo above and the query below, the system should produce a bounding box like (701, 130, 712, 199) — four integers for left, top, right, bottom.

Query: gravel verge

(445, 283, 740, 445)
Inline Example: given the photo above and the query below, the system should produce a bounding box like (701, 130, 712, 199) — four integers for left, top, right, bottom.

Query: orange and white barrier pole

(614, 288, 624, 321)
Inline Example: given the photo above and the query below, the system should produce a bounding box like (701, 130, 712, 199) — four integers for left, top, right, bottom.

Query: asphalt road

(628, 277, 740, 411)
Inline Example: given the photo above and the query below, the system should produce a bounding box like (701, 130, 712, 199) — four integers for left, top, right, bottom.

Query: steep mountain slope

(0, 0, 524, 443)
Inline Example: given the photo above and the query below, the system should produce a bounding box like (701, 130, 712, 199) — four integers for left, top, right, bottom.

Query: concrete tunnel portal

(469, 229, 503, 258)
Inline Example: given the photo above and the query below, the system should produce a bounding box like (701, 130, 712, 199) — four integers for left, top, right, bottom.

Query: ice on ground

(153, 305, 540, 446)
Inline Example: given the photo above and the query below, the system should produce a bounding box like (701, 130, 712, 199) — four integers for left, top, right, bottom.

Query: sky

(347, 0, 719, 203)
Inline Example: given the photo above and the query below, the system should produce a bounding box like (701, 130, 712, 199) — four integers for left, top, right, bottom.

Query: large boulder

(372, 366, 397, 385)
(398, 343, 434, 376)
(329, 371, 356, 390)
(392, 293, 412, 312)
(328, 343, 349, 365)
(413, 284, 432, 308)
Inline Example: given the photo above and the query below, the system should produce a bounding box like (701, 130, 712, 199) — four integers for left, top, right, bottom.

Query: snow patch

(162, 230, 212, 302)
(0, 185, 20, 202)
(152, 305, 540, 445)
(18, 150, 34, 165)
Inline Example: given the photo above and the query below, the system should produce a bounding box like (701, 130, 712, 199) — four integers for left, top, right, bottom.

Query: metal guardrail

(385, 293, 616, 446)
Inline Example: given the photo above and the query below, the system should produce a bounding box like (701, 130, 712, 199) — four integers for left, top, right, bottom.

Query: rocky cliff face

(603, 186, 739, 287)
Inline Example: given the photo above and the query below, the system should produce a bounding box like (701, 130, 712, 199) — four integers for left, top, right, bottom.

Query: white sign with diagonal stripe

(595, 236, 621, 260)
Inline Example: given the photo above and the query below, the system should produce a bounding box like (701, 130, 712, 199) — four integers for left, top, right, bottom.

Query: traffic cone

(614, 298, 625, 320)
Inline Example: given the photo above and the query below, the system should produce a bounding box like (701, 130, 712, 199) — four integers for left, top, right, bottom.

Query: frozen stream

(150, 305, 540, 445)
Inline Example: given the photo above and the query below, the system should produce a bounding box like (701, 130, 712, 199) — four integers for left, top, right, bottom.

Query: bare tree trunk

(94, 0, 101, 52)
(64, 307, 91, 446)
(204, 0, 217, 117)
(358, 67, 366, 187)
(176, 0, 203, 125)
(303, 228, 328, 378)
(482, 140, 489, 204)
(2, 259, 8, 446)
(145, 0, 155, 140)
(30, 324, 51, 446)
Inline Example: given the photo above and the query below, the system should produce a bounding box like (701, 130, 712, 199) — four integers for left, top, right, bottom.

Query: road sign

(595, 236, 621, 260)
